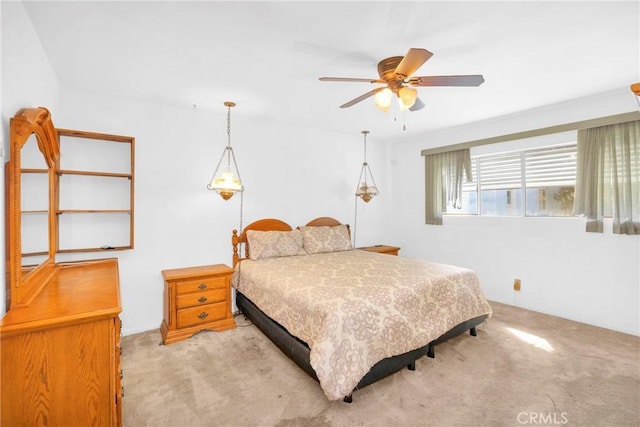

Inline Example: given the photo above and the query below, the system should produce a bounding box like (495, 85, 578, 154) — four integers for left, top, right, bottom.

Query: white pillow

(300, 225, 352, 254)
(246, 229, 306, 261)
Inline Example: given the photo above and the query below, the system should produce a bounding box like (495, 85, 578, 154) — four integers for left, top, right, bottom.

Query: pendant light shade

(355, 130, 379, 202)
(207, 101, 244, 200)
(209, 170, 241, 200)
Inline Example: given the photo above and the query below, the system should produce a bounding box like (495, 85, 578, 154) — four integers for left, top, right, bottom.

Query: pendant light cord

(353, 194, 358, 247)
(226, 105, 232, 147)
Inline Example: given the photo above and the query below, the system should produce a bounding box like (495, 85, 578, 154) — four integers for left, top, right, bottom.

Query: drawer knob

(198, 296, 208, 303)
(198, 283, 207, 290)
(198, 312, 209, 320)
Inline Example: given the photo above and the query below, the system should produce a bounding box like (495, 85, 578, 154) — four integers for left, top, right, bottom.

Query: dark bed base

(236, 291, 488, 402)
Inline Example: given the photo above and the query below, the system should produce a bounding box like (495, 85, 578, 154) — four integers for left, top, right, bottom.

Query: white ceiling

(21, 1, 640, 142)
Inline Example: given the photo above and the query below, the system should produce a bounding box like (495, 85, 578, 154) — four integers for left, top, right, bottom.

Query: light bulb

(398, 86, 418, 111)
(374, 88, 393, 111)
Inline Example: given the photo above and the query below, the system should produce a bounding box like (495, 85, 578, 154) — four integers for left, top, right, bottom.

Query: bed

(231, 217, 492, 402)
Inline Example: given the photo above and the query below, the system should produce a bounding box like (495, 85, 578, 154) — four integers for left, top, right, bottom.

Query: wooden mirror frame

(6, 107, 60, 308)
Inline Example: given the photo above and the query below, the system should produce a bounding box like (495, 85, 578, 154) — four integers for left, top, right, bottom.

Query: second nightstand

(358, 245, 401, 256)
(160, 264, 236, 345)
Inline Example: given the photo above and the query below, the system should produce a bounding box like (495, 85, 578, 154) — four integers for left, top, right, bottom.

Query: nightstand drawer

(177, 276, 227, 295)
(176, 288, 227, 309)
(177, 302, 227, 328)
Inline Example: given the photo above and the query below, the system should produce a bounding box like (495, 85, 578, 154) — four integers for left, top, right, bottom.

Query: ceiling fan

(319, 48, 484, 112)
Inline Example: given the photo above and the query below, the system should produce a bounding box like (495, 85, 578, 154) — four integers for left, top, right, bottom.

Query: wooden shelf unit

(55, 128, 135, 254)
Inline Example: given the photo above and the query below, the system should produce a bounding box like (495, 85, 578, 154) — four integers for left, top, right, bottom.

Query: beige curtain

(425, 149, 472, 225)
(574, 120, 640, 234)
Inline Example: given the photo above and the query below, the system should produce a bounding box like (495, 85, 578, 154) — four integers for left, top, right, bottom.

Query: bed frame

(232, 217, 488, 403)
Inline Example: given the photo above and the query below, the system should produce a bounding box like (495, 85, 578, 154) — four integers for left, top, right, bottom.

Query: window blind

(479, 152, 522, 190)
(525, 144, 577, 188)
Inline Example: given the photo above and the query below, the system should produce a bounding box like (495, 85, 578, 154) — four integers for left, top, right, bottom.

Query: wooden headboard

(232, 218, 292, 267)
(305, 217, 343, 227)
(231, 216, 349, 267)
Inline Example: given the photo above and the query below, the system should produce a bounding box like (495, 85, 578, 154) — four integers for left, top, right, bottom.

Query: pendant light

(207, 101, 244, 200)
(355, 130, 379, 203)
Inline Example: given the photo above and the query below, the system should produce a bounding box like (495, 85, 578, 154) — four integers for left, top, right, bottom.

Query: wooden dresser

(2, 108, 124, 426)
(0, 258, 122, 426)
(358, 245, 401, 256)
(161, 264, 236, 344)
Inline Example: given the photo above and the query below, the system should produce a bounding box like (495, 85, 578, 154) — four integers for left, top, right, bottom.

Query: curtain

(424, 148, 472, 225)
(574, 120, 640, 234)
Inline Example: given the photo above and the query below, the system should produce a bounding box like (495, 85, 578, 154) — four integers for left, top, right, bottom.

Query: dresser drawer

(176, 288, 227, 309)
(177, 276, 227, 295)
(177, 302, 227, 328)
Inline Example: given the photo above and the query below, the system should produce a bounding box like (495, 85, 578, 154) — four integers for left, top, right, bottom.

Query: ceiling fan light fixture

(374, 88, 393, 111)
(319, 48, 484, 113)
(398, 86, 418, 111)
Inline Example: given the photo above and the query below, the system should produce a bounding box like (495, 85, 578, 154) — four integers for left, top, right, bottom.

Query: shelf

(57, 128, 134, 143)
(57, 209, 132, 214)
(57, 246, 131, 254)
(22, 211, 49, 214)
(57, 169, 132, 179)
(21, 251, 49, 257)
(54, 128, 135, 253)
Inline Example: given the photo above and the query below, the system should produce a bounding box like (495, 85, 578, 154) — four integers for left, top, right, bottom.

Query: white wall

(52, 86, 388, 335)
(0, 1, 59, 316)
(388, 89, 640, 336)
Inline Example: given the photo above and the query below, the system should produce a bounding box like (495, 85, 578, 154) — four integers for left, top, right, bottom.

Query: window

(446, 143, 577, 217)
(525, 145, 576, 217)
(479, 152, 522, 216)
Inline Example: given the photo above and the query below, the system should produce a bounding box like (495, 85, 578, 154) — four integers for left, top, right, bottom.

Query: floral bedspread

(233, 249, 493, 401)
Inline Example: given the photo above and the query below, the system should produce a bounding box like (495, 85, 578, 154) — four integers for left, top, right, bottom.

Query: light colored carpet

(121, 302, 639, 426)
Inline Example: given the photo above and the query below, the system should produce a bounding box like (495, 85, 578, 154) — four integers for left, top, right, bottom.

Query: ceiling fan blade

(394, 48, 433, 78)
(409, 97, 425, 111)
(319, 77, 382, 83)
(339, 89, 379, 108)
(409, 75, 485, 87)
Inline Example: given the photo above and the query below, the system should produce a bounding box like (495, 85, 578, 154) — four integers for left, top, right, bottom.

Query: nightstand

(160, 264, 236, 345)
(358, 245, 401, 256)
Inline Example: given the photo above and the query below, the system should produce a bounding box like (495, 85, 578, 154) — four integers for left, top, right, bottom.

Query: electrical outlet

(513, 278, 521, 291)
